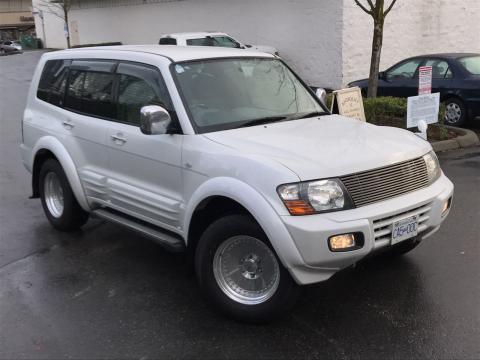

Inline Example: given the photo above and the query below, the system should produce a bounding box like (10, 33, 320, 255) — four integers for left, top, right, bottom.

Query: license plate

(391, 215, 418, 245)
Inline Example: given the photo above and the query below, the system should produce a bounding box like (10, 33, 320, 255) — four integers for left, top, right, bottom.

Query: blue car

(348, 53, 480, 126)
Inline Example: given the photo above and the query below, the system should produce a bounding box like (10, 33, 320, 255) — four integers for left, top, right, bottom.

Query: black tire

(195, 214, 299, 323)
(39, 159, 89, 231)
(386, 238, 421, 257)
(444, 98, 467, 127)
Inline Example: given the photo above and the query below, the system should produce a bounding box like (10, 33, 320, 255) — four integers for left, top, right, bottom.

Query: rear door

(105, 61, 183, 231)
(62, 60, 117, 204)
(379, 58, 423, 97)
(423, 58, 454, 97)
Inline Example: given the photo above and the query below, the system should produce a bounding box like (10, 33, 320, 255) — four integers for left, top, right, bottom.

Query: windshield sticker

(175, 65, 185, 74)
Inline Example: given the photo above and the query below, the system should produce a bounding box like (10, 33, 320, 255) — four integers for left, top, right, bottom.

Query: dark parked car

(349, 53, 480, 126)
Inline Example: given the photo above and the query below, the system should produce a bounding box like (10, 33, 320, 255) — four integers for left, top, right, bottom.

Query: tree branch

(366, 0, 375, 9)
(354, 0, 373, 15)
(384, 0, 398, 16)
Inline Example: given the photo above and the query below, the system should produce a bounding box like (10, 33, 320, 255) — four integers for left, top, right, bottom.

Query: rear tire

(445, 98, 467, 126)
(195, 214, 299, 323)
(39, 159, 89, 231)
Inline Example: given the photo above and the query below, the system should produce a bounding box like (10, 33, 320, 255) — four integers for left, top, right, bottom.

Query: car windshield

(458, 56, 480, 75)
(172, 58, 326, 133)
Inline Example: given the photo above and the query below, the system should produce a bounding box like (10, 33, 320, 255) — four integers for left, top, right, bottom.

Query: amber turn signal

(283, 200, 316, 215)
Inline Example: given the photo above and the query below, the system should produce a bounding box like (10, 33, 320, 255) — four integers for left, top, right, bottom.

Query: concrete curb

(431, 126, 479, 153)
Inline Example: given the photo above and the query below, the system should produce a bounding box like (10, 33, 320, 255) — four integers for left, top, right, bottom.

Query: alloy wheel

(213, 235, 280, 305)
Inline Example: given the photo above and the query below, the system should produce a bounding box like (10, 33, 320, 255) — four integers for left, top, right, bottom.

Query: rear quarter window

(37, 59, 71, 106)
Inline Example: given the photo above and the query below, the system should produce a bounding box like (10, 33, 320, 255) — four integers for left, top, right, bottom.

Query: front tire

(39, 159, 89, 231)
(195, 214, 299, 323)
(445, 98, 467, 126)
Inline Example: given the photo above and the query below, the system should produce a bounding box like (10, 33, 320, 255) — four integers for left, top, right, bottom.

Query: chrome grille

(340, 157, 429, 207)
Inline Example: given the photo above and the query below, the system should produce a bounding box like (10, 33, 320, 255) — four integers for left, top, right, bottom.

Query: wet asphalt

(0, 51, 479, 359)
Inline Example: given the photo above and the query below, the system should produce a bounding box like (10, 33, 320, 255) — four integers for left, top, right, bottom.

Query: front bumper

(281, 173, 454, 285)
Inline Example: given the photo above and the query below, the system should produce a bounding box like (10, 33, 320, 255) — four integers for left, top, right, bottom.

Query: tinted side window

(82, 71, 116, 118)
(212, 36, 240, 48)
(186, 37, 215, 46)
(159, 37, 177, 45)
(116, 62, 174, 126)
(65, 60, 116, 118)
(387, 59, 422, 80)
(424, 59, 452, 79)
(37, 60, 70, 106)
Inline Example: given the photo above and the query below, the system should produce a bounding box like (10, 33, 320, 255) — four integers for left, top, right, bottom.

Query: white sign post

(407, 93, 440, 139)
(418, 66, 432, 95)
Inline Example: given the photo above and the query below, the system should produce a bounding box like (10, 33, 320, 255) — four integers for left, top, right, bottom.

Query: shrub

(327, 94, 447, 139)
(362, 97, 445, 128)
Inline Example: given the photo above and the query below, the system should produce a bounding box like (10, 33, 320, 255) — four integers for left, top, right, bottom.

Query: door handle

(111, 134, 127, 144)
(62, 120, 74, 129)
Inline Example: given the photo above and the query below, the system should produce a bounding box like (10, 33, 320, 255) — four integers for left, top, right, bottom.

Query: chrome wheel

(446, 102, 462, 124)
(44, 172, 64, 218)
(213, 235, 280, 305)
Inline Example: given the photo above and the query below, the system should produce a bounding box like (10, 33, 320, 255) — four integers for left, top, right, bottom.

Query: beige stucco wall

(342, 0, 480, 86)
(0, 11, 33, 26)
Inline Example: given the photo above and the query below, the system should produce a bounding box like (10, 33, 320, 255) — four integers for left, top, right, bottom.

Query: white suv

(159, 31, 278, 55)
(22, 45, 453, 322)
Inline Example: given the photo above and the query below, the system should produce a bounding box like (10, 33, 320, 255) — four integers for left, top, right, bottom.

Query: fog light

(442, 197, 452, 216)
(329, 234, 356, 251)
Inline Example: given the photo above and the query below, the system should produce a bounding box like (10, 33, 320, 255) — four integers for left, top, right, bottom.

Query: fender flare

(30, 136, 90, 211)
(183, 177, 305, 271)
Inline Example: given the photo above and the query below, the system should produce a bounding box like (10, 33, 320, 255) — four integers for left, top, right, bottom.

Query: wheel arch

(183, 177, 304, 272)
(30, 136, 90, 211)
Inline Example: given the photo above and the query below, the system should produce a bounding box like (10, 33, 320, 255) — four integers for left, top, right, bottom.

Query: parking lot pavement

(1, 51, 479, 359)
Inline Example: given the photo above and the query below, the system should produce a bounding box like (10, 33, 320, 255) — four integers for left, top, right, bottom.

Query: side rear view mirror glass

(315, 88, 327, 106)
(140, 105, 171, 135)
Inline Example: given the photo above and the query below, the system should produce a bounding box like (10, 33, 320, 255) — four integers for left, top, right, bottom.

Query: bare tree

(354, 0, 398, 98)
(38, 0, 72, 48)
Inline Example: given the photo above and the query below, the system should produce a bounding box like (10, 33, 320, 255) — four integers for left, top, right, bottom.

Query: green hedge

(362, 97, 446, 128)
(326, 94, 445, 127)
(324, 94, 447, 140)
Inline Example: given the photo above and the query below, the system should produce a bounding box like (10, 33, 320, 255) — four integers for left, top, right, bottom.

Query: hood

(203, 115, 431, 180)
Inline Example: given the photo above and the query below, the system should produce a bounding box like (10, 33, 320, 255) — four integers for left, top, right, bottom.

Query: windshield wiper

(288, 111, 329, 120)
(238, 116, 289, 128)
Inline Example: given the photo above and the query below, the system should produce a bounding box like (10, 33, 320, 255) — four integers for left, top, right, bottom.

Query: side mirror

(140, 105, 171, 135)
(315, 88, 327, 106)
(379, 71, 387, 80)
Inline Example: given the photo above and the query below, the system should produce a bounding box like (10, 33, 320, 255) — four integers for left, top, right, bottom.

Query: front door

(105, 61, 184, 232)
(378, 58, 423, 97)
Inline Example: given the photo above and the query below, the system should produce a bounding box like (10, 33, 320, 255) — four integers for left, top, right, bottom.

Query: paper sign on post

(407, 93, 440, 129)
(418, 66, 432, 95)
(331, 87, 366, 122)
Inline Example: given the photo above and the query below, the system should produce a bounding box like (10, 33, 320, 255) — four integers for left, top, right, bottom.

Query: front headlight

(423, 151, 441, 183)
(277, 179, 353, 215)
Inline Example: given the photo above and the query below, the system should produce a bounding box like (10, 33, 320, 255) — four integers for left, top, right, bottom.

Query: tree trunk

(64, 6, 70, 48)
(367, 18, 384, 98)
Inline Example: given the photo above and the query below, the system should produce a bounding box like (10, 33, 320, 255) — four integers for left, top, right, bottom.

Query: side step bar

(92, 208, 186, 252)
